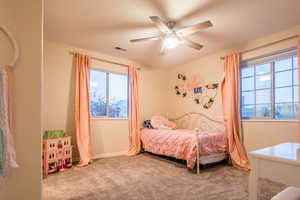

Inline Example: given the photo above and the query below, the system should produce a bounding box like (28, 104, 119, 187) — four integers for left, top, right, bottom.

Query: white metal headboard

(0, 24, 19, 67)
(170, 112, 225, 132)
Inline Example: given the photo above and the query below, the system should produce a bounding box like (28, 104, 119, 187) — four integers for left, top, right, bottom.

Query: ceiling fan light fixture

(130, 16, 211, 53)
(164, 36, 179, 49)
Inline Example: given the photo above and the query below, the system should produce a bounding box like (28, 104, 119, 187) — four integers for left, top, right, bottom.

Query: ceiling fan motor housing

(166, 21, 176, 29)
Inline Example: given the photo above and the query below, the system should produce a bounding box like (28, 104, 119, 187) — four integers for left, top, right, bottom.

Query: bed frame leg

(197, 156, 200, 174)
(228, 156, 232, 165)
(195, 128, 200, 174)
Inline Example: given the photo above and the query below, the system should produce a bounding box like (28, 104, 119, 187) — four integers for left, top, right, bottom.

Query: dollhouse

(43, 133, 72, 176)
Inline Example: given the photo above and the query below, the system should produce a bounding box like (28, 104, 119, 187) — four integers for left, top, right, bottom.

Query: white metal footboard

(170, 112, 226, 174)
(195, 128, 200, 174)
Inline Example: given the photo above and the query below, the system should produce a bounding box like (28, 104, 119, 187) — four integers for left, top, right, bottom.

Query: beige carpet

(43, 153, 286, 200)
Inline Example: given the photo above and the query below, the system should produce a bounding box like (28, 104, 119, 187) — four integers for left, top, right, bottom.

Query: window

(240, 48, 298, 120)
(90, 69, 128, 118)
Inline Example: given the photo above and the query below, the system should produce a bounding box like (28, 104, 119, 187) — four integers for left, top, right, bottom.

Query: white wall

(44, 41, 168, 158)
(166, 25, 300, 152)
(0, 0, 43, 199)
(44, 25, 300, 157)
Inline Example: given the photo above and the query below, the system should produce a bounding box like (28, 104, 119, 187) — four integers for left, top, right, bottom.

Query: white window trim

(240, 47, 297, 67)
(90, 68, 129, 120)
(240, 47, 298, 121)
(241, 119, 298, 123)
(91, 117, 128, 120)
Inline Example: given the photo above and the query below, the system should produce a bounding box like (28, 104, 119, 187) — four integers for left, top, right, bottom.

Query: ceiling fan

(130, 16, 213, 55)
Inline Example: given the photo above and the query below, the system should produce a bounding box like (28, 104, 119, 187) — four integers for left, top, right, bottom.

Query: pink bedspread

(141, 128, 227, 168)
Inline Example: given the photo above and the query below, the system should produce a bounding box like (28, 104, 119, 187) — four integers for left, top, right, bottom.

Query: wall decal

(174, 74, 219, 109)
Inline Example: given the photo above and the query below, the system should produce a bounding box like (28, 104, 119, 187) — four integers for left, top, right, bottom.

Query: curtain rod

(69, 51, 141, 70)
(220, 34, 298, 60)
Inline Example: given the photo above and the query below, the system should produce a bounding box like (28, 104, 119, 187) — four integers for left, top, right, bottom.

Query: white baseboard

(93, 151, 127, 159)
(72, 151, 127, 163)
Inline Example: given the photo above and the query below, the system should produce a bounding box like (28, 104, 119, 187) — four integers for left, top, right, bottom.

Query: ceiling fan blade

(149, 16, 172, 34)
(181, 38, 203, 50)
(130, 35, 164, 43)
(176, 20, 212, 37)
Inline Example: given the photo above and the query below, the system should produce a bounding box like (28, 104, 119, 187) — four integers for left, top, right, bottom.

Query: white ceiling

(45, 0, 300, 68)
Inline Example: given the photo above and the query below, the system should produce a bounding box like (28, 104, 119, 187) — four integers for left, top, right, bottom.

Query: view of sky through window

(90, 70, 107, 116)
(90, 69, 128, 118)
(108, 73, 128, 118)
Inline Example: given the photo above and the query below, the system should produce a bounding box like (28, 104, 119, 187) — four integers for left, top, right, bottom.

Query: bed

(141, 112, 228, 173)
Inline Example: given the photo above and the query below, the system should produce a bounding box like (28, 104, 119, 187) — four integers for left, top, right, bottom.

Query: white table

(249, 142, 300, 200)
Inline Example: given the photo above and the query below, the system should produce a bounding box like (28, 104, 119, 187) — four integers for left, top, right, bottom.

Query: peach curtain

(221, 53, 250, 170)
(298, 35, 300, 141)
(75, 53, 93, 166)
(127, 66, 141, 155)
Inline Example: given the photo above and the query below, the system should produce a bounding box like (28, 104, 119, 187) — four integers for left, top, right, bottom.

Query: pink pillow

(164, 120, 176, 129)
(151, 116, 176, 129)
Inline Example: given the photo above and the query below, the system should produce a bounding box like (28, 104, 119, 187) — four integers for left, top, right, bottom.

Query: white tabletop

(249, 142, 300, 165)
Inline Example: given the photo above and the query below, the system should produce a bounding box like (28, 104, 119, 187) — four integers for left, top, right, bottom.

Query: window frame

(90, 67, 129, 120)
(240, 47, 298, 121)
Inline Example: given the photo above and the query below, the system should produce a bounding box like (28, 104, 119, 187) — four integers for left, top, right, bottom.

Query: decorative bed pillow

(143, 120, 154, 129)
(157, 125, 172, 130)
(151, 116, 176, 129)
(164, 119, 176, 129)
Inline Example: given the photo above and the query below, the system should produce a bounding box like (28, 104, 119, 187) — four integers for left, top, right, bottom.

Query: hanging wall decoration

(0, 24, 19, 185)
(174, 74, 219, 109)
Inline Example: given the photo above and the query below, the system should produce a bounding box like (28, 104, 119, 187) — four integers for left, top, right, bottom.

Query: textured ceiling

(45, 0, 300, 68)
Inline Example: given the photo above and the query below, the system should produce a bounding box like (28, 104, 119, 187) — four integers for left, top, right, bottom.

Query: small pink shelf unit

(43, 136, 72, 176)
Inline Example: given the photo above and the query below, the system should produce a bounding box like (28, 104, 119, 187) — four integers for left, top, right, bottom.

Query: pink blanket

(141, 128, 227, 168)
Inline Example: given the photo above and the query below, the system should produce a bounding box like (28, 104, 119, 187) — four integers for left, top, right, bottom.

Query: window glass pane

(294, 69, 298, 85)
(275, 87, 293, 103)
(241, 105, 255, 119)
(275, 70, 292, 87)
(241, 67, 254, 78)
(275, 103, 293, 119)
(256, 104, 271, 118)
(275, 58, 292, 72)
(241, 91, 254, 105)
(294, 86, 298, 102)
(294, 103, 298, 119)
(108, 73, 128, 118)
(241, 77, 254, 91)
(256, 89, 270, 104)
(256, 74, 271, 89)
(90, 70, 107, 117)
(293, 56, 298, 69)
(256, 63, 270, 75)
(240, 54, 297, 120)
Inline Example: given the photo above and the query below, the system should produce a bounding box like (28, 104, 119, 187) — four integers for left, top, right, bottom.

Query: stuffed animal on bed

(143, 120, 154, 129)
